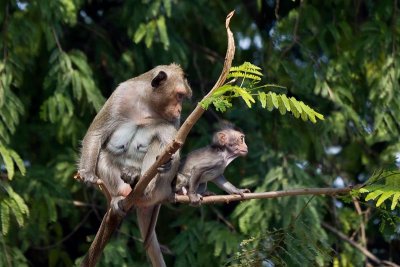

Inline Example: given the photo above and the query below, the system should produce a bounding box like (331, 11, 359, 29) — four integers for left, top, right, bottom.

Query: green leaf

(278, 96, 286, 115)
(391, 192, 400, 210)
(270, 92, 279, 109)
(163, 0, 172, 16)
(1, 201, 10, 235)
(358, 188, 370, 193)
(145, 21, 157, 48)
(156, 16, 169, 49)
(266, 93, 274, 111)
(9, 150, 26, 176)
(237, 88, 255, 108)
(133, 23, 147, 44)
(281, 94, 291, 111)
(0, 145, 14, 179)
(365, 189, 384, 201)
(258, 91, 267, 108)
(376, 191, 394, 207)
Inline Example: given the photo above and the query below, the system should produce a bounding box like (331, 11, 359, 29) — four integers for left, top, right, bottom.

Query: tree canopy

(0, 0, 399, 266)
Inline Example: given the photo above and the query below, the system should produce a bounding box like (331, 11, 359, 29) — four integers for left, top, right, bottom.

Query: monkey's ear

(217, 132, 227, 146)
(151, 71, 168, 88)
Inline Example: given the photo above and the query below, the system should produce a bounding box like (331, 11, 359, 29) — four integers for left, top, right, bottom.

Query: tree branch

(322, 222, 400, 267)
(171, 186, 353, 204)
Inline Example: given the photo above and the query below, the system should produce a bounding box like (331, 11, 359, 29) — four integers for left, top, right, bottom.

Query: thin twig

(52, 27, 63, 52)
(32, 210, 93, 250)
(352, 197, 366, 246)
(281, 0, 303, 57)
(322, 222, 400, 267)
(211, 206, 236, 232)
(275, 0, 280, 20)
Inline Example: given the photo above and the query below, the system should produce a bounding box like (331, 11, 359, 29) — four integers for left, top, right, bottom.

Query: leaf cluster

(353, 170, 400, 210)
(201, 62, 324, 123)
(0, 181, 29, 236)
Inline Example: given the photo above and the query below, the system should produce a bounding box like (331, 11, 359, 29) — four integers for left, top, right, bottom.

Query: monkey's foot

(110, 196, 127, 217)
(77, 169, 100, 185)
(233, 188, 251, 197)
(188, 193, 203, 206)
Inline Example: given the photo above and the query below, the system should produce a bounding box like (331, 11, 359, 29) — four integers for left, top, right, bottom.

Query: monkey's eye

(183, 73, 188, 79)
(177, 92, 185, 101)
(240, 136, 245, 143)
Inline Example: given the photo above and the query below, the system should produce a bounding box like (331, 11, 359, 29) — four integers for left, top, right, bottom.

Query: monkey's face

(150, 64, 192, 122)
(229, 131, 248, 157)
(216, 129, 248, 156)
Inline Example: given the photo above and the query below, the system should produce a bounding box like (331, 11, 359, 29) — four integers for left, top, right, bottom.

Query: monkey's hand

(110, 196, 127, 217)
(156, 156, 172, 173)
(121, 167, 140, 187)
(78, 169, 100, 185)
(188, 192, 203, 206)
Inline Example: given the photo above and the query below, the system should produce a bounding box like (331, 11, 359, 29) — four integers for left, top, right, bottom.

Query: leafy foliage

(228, 222, 332, 267)
(354, 170, 400, 210)
(0, 181, 29, 235)
(201, 62, 324, 123)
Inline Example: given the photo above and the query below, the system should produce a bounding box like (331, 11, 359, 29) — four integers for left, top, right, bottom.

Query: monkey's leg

(213, 175, 250, 197)
(137, 205, 166, 267)
(197, 182, 216, 196)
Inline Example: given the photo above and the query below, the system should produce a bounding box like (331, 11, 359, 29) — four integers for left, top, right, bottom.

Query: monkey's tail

(143, 204, 161, 249)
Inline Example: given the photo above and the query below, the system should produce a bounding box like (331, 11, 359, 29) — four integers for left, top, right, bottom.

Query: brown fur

(78, 63, 191, 266)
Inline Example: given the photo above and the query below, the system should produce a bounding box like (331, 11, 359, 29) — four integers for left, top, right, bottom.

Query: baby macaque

(175, 123, 250, 205)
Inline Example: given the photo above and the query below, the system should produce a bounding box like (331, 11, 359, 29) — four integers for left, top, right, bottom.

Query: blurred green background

(0, 0, 399, 266)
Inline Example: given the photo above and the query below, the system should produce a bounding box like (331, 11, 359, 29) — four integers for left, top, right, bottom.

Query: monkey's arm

(212, 175, 250, 197)
(78, 109, 117, 183)
(79, 128, 104, 183)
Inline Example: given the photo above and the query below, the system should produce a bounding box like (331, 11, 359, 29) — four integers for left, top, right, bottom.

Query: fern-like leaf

(355, 170, 400, 210)
(1, 201, 10, 235)
(201, 62, 324, 123)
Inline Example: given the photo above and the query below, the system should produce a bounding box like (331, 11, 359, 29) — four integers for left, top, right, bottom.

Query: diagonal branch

(322, 222, 400, 267)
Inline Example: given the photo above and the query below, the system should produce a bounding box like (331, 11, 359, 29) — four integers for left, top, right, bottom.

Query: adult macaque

(175, 124, 250, 205)
(78, 63, 191, 266)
